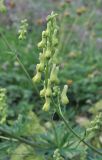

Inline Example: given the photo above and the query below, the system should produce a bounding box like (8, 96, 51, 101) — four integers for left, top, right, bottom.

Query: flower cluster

(18, 19, 28, 40)
(0, 88, 8, 124)
(0, 0, 6, 12)
(86, 112, 102, 135)
(32, 12, 69, 111)
(53, 149, 64, 160)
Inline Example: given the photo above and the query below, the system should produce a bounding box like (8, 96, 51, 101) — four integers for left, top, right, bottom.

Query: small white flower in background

(18, 19, 28, 40)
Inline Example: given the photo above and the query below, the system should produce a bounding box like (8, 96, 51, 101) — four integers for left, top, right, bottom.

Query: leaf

(0, 141, 16, 160)
(89, 100, 102, 114)
(13, 111, 44, 136)
(11, 144, 44, 160)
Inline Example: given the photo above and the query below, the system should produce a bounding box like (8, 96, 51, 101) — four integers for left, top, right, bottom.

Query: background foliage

(0, 0, 102, 159)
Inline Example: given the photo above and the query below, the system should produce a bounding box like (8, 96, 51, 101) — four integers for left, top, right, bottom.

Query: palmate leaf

(54, 123, 75, 147)
(35, 122, 85, 159)
(0, 142, 9, 160)
(0, 110, 45, 159)
(10, 144, 44, 160)
(12, 111, 44, 136)
(7, 111, 45, 159)
(61, 146, 85, 159)
(38, 133, 55, 146)
(0, 141, 17, 160)
(60, 128, 86, 159)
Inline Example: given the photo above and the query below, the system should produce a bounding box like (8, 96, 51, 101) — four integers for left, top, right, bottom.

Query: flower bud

(38, 41, 43, 48)
(47, 12, 58, 21)
(61, 85, 69, 105)
(50, 64, 59, 84)
(32, 71, 41, 83)
(53, 149, 64, 160)
(42, 30, 49, 37)
(39, 53, 45, 63)
(52, 38, 58, 47)
(45, 88, 52, 97)
(42, 97, 51, 111)
(40, 87, 46, 97)
(45, 80, 52, 97)
(18, 19, 28, 40)
(53, 86, 60, 96)
(38, 39, 46, 48)
(76, 6, 87, 16)
(45, 50, 52, 59)
(36, 63, 44, 72)
(86, 112, 102, 135)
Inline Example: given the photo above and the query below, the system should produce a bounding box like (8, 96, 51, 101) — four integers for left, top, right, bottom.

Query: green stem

(0, 135, 17, 141)
(56, 99, 102, 156)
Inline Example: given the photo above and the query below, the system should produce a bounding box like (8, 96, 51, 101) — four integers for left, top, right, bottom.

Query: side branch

(57, 105, 102, 156)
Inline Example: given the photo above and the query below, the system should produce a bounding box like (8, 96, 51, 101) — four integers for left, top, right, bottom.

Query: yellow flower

(67, 79, 73, 86)
(64, 11, 70, 17)
(32, 72, 41, 83)
(76, 6, 87, 15)
(42, 97, 51, 111)
(61, 85, 69, 105)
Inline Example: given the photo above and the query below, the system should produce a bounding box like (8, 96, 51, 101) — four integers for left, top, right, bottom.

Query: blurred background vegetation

(0, 0, 102, 159)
